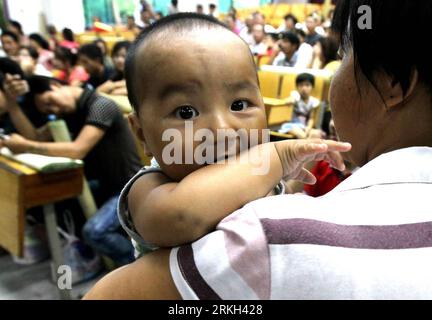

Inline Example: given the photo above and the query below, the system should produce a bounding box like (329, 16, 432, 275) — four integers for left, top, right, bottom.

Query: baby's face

(132, 29, 267, 181)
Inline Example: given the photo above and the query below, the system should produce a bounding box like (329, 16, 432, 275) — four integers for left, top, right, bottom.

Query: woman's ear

(376, 69, 418, 109)
(128, 113, 153, 157)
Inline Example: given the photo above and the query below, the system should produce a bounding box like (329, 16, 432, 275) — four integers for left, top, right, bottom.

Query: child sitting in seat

(118, 13, 351, 257)
(279, 73, 321, 139)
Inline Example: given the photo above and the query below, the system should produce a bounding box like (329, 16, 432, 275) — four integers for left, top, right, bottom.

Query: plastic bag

(52, 210, 103, 285)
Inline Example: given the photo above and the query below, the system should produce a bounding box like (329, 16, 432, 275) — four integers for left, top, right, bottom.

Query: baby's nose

(207, 113, 233, 132)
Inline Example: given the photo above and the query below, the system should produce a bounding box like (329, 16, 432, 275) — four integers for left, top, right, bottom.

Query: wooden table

(0, 155, 83, 299)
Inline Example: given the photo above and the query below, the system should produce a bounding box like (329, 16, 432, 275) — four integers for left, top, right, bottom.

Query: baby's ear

(128, 113, 153, 157)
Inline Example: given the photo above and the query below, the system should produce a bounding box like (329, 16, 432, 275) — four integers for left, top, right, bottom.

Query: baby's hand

(274, 139, 351, 185)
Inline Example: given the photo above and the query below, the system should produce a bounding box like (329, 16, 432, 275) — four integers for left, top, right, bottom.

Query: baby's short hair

(125, 13, 231, 114)
(296, 73, 315, 87)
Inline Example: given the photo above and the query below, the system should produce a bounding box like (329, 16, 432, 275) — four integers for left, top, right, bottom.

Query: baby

(118, 13, 350, 256)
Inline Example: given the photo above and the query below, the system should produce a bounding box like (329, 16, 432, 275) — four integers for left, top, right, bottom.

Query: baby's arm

(128, 140, 351, 248)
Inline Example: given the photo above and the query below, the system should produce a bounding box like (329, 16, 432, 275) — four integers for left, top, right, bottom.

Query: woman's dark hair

(317, 36, 339, 67)
(78, 44, 104, 64)
(62, 28, 75, 42)
(29, 33, 50, 50)
(8, 20, 24, 35)
(296, 73, 315, 87)
(112, 41, 131, 58)
(332, 0, 432, 95)
(55, 46, 78, 66)
(1, 30, 19, 43)
(21, 46, 39, 60)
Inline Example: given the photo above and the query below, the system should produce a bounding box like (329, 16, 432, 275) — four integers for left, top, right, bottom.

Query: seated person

(93, 38, 114, 70)
(52, 46, 89, 87)
(18, 46, 52, 77)
(126, 16, 142, 37)
(0, 58, 47, 132)
(78, 44, 114, 90)
(309, 36, 341, 72)
(268, 32, 300, 67)
(1, 74, 142, 266)
(6, 20, 30, 46)
(59, 28, 80, 50)
(249, 24, 267, 56)
(28, 33, 54, 71)
(96, 41, 130, 96)
(279, 73, 321, 139)
(1, 31, 20, 62)
(304, 14, 324, 46)
(293, 29, 314, 69)
(109, 13, 349, 257)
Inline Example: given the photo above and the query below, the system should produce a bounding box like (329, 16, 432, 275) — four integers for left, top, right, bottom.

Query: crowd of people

(5, 0, 425, 301)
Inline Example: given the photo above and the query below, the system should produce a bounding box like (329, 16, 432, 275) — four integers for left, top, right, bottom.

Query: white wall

(178, 0, 216, 14)
(41, 0, 86, 33)
(6, 0, 86, 34)
(6, 0, 44, 34)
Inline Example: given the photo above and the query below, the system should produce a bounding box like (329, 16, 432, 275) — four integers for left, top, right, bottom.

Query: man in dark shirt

(78, 44, 115, 89)
(304, 14, 323, 46)
(1, 75, 141, 265)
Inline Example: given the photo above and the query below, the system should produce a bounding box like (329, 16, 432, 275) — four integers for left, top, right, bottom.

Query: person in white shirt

(239, 15, 254, 46)
(249, 24, 268, 56)
(294, 29, 314, 69)
(84, 0, 432, 300)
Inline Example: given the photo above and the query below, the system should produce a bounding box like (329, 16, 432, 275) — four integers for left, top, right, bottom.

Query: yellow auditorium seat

(258, 70, 281, 99)
(263, 97, 294, 127)
(257, 55, 271, 67)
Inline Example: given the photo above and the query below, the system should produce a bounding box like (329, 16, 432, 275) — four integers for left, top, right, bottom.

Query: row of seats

(225, 3, 333, 28)
(75, 31, 136, 54)
(258, 66, 333, 128)
(258, 65, 332, 101)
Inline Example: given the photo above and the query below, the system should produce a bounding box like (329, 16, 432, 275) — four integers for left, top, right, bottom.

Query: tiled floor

(0, 252, 105, 300)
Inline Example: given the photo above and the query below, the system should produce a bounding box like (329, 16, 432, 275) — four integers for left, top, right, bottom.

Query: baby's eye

(174, 106, 199, 120)
(231, 100, 250, 112)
